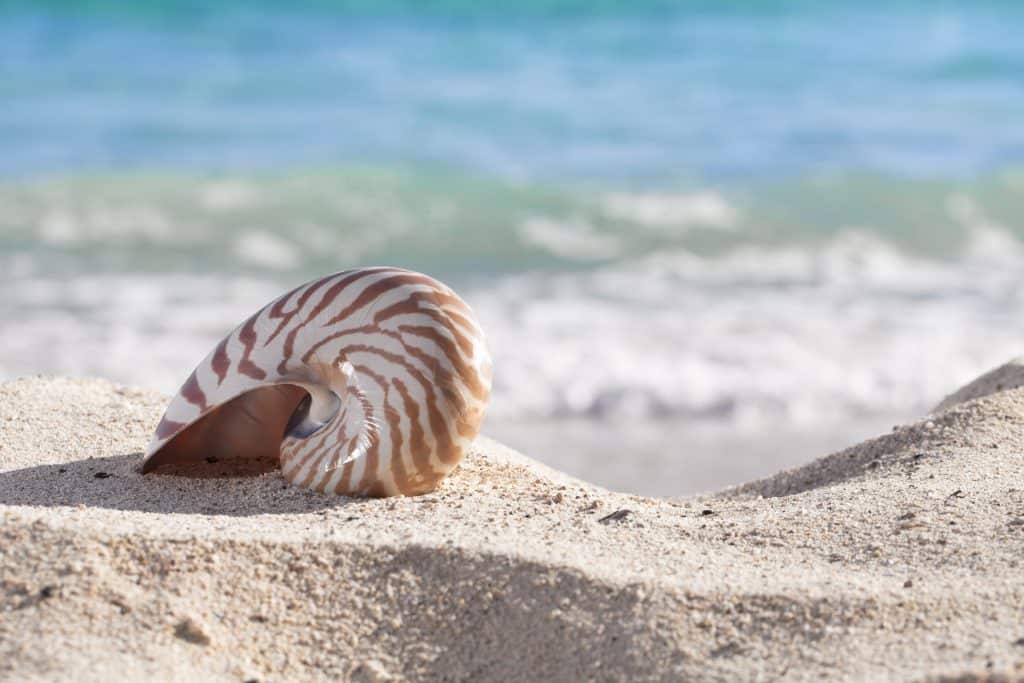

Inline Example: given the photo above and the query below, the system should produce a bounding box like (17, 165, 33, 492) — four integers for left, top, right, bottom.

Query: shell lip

(140, 383, 312, 474)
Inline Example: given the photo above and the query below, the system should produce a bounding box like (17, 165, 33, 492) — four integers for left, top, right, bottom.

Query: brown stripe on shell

(442, 308, 485, 344)
(276, 268, 394, 375)
(373, 293, 476, 357)
(211, 337, 231, 385)
(154, 417, 187, 441)
(326, 434, 361, 494)
(351, 363, 412, 494)
(180, 370, 208, 410)
(264, 276, 333, 346)
(237, 314, 268, 380)
(378, 328, 482, 416)
(351, 386, 382, 494)
(322, 387, 371, 477)
(297, 319, 485, 413)
(333, 342, 461, 465)
(396, 323, 488, 402)
(391, 376, 437, 490)
(298, 323, 379, 369)
(324, 271, 452, 327)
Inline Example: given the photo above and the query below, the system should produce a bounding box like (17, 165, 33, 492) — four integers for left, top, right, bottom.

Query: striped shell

(141, 267, 492, 497)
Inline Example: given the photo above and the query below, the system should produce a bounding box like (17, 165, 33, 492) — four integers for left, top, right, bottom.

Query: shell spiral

(142, 267, 492, 497)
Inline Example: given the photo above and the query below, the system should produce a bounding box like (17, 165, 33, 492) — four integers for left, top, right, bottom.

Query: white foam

(1, 229, 1022, 435)
(518, 215, 621, 260)
(0, 273, 284, 393)
(37, 205, 175, 245)
(200, 180, 260, 212)
(601, 190, 739, 232)
(234, 231, 302, 271)
(471, 227, 1024, 427)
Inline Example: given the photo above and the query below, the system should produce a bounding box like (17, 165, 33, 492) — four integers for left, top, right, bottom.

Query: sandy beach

(2, 364, 1024, 682)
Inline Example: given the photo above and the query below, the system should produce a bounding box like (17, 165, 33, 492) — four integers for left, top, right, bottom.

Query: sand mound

(2, 375, 1024, 682)
(934, 359, 1024, 413)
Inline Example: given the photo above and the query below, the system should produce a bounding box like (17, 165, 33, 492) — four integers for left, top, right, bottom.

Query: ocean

(2, 1, 1023, 495)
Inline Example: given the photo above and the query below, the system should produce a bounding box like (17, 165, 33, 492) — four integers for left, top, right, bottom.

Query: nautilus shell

(142, 267, 492, 497)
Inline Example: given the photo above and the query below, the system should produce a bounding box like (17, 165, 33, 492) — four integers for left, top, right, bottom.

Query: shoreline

(2, 367, 1024, 681)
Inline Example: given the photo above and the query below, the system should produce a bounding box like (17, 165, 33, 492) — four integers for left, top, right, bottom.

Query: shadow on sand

(0, 453, 353, 516)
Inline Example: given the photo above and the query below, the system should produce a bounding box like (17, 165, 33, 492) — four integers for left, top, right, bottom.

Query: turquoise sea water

(5, 2, 1024, 181)
(2, 1, 1023, 493)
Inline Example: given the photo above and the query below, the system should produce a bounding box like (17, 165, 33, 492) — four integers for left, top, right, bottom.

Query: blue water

(2, 1, 1024, 493)
(3, 2, 1024, 181)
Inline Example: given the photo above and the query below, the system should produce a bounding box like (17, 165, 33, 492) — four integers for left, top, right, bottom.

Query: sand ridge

(2, 369, 1024, 682)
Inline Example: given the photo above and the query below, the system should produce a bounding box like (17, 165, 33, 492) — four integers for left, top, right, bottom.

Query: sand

(1, 366, 1023, 682)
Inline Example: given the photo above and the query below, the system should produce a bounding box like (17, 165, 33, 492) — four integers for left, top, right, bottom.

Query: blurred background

(1, 1, 1022, 495)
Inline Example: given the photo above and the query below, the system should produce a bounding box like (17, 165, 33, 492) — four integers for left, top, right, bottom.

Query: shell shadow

(0, 453, 354, 516)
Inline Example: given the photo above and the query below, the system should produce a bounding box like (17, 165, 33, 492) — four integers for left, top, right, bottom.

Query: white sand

(1, 367, 1024, 682)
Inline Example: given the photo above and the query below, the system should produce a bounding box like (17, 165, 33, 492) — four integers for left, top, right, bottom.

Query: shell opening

(142, 383, 338, 473)
(285, 388, 341, 439)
